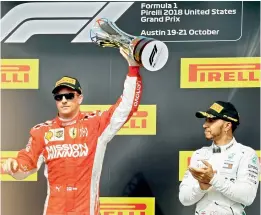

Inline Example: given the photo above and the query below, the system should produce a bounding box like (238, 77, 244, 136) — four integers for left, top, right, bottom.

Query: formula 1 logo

(1, 2, 134, 43)
(149, 45, 158, 67)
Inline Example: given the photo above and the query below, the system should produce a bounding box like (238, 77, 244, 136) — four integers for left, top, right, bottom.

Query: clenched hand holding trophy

(90, 18, 169, 71)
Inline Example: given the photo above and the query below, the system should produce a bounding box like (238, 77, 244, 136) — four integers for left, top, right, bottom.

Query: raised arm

(95, 48, 142, 142)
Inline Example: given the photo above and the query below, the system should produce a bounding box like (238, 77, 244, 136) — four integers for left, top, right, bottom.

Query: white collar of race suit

(212, 137, 236, 153)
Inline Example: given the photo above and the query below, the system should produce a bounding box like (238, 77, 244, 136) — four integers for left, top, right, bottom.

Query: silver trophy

(90, 18, 169, 71)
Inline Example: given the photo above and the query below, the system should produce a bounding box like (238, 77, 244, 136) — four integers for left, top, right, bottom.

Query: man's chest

(44, 126, 89, 143)
(195, 150, 242, 179)
(41, 126, 97, 162)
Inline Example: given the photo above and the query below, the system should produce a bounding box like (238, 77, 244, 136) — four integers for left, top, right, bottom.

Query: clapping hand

(189, 160, 217, 190)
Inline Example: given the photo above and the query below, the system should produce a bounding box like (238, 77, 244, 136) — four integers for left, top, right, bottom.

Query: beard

(204, 130, 214, 140)
(204, 127, 223, 140)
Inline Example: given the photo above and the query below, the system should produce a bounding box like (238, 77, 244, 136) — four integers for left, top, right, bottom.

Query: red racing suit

(13, 67, 142, 215)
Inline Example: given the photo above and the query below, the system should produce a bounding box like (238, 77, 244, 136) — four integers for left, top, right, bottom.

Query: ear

(78, 95, 83, 105)
(225, 122, 232, 131)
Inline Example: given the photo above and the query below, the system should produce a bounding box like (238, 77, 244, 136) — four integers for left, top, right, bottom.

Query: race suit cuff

(128, 66, 140, 77)
(209, 173, 219, 186)
(193, 183, 208, 194)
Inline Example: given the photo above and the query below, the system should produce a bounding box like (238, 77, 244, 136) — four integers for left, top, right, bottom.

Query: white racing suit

(179, 138, 260, 215)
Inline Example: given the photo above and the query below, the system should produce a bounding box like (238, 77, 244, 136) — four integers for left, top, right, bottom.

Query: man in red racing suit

(2, 49, 142, 215)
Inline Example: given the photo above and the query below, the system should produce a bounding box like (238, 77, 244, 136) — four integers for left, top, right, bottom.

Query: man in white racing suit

(179, 101, 260, 215)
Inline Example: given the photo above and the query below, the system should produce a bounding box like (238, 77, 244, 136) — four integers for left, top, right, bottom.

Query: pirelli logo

(180, 57, 261, 88)
(0, 151, 38, 181)
(80, 105, 157, 135)
(179, 151, 261, 181)
(99, 197, 155, 215)
(1, 59, 39, 89)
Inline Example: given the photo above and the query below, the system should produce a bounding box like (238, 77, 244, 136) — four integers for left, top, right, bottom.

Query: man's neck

(214, 135, 233, 146)
(59, 110, 80, 121)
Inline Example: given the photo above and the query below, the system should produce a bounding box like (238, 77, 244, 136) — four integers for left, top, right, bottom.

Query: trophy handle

(90, 18, 135, 49)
